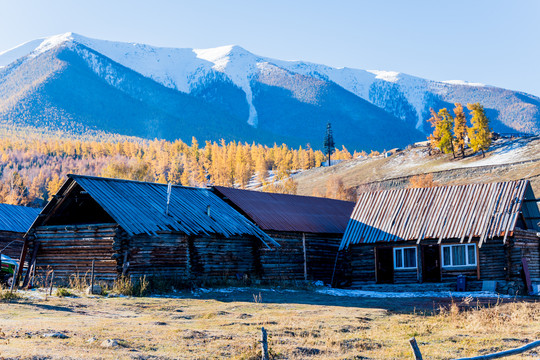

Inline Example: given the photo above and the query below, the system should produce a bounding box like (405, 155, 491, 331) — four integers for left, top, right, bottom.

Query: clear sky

(1, 0, 539, 96)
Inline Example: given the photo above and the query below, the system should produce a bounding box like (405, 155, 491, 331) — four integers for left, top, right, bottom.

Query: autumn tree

(467, 102, 492, 157)
(453, 103, 467, 158)
(408, 173, 437, 188)
(437, 108, 455, 157)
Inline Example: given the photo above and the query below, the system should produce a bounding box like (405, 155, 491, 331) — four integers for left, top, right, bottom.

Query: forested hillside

(0, 128, 356, 207)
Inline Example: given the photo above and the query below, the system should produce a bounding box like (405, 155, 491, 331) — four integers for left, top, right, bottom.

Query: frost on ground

(316, 287, 515, 299)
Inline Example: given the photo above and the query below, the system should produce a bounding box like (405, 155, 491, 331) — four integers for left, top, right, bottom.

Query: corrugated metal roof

(46, 175, 278, 247)
(213, 186, 355, 234)
(340, 180, 533, 250)
(0, 203, 40, 233)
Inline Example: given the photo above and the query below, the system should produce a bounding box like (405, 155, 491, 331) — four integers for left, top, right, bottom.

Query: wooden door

(376, 247, 394, 284)
(422, 245, 441, 282)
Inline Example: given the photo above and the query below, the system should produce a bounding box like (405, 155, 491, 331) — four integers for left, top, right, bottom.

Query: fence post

(90, 260, 95, 295)
(409, 337, 423, 360)
(261, 327, 269, 360)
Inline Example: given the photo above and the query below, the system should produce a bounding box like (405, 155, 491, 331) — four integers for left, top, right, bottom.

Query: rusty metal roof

(340, 180, 537, 249)
(0, 203, 40, 233)
(213, 186, 355, 234)
(34, 175, 277, 247)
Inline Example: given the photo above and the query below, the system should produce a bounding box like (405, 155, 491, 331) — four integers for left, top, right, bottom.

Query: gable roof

(340, 180, 539, 250)
(35, 175, 278, 247)
(0, 203, 40, 233)
(213, 186, 355, 234)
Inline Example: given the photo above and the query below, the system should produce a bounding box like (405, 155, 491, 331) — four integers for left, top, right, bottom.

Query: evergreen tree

(467, 103, 492, 157)
(453, 103, 467, 158)
(323, 122, 335, 166)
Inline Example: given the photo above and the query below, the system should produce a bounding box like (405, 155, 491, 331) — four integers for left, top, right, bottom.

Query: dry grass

(0, 288, 538, 359)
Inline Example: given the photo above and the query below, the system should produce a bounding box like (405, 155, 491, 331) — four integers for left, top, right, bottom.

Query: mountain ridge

(1, 33, 539, 150)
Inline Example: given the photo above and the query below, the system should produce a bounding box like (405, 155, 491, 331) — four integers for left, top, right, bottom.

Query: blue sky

(1, 0, 539, 96)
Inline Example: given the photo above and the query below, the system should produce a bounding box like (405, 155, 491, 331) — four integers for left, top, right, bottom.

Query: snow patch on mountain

(195, 45, 260, 126)
(0, 38, 45, 67)
(442, 80, 486, 87)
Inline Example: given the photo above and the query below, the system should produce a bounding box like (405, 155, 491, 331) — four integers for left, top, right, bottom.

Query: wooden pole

(9, 264, 18, 293)
(409, 337, 423, 360)
(261, 327, 269, 360)
(90, 259, 95, 295)
(330, 250, 340, 287)
(49, 271, 55, 296)
(452, 340, 540, 360)
(302, 233, 307, 281)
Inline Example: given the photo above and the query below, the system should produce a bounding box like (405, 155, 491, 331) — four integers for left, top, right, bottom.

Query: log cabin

(20, 175, 278, 284)
(0, 203, 40, 259)
(212, 186, 355, 284)
(338, 180, 540, 294)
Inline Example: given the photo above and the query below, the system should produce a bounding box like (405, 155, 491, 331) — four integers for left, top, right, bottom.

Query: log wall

(33, 224, 120, 282)
(258, 231, 342, 284)
(0, 231, 24, 259)
(343, 235, 540, 292)
(125, 231, 190, 280)
(189, 235, 258, 281)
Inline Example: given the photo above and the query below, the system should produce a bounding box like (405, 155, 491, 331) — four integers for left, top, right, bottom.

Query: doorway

(422, 245, 441, 282)
(376, 247, 394, 284)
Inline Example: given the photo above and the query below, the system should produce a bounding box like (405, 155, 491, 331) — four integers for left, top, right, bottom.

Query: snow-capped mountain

(1, 33, 539, 150)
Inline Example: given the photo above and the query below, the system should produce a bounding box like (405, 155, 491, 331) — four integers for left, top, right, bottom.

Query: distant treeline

(0, 134, 360, 207)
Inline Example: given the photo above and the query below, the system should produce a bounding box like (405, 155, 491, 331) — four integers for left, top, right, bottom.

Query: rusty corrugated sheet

(340, 180, 532, 250)
(213, 186, 355, 234)
(0, 203, 40, 233)
(35, 175, 278, 247)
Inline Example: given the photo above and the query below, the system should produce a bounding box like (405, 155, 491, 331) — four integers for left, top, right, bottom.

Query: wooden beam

(453, 339, 540, 360)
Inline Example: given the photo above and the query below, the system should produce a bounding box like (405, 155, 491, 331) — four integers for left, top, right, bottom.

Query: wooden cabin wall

(258, 231, 341, 284)
(345, 238, 518, 290)
(513, 228, 540, 282)
(0, 231, 24, 259)
(125, 232, 190, 280)
(32, 224, 120, 283)
(346, 245, 376, 287)
(189, 235, 257, 281)
(258, 233, 304, 282)
(305, 233, 341, 284)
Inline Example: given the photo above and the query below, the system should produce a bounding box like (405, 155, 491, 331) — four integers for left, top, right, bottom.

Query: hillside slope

(294, 137, 540, 196)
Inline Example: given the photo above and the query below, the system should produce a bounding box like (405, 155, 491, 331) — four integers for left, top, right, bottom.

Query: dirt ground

(0, 287, 539, 360)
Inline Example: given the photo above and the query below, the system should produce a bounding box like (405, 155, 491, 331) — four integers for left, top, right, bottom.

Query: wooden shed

(213, 186, 355, 284)
(338, 180, 540, 294)
(0, 203, 40, 259)
(19, 175, 278, 284)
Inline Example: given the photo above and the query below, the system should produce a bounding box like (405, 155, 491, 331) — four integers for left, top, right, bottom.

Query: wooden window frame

(441, 243, 477, 268)
(393, 246, 417, 270)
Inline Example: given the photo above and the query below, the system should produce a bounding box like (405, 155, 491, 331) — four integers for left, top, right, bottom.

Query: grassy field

(0, 287, 538, 359)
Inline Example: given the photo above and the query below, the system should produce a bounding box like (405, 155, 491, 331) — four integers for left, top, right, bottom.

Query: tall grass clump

(112, 276, 149, 297)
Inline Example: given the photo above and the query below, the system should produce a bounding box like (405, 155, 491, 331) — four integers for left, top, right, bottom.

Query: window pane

(395, 249, 403, 268)
(404, 248, 416, 268)
(443, 247, 451, 266)
(452, 245, 466, 266)
(467, 245, 476, 265)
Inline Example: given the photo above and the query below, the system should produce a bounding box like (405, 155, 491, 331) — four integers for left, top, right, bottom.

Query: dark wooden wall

(342, 232, 540, 291)
(32, 224, 120, 282)
(258, 231, 341, 284)
(189, 235, 258, 281)
(124, 232, 190, 280)
(0, 231, 24, 259)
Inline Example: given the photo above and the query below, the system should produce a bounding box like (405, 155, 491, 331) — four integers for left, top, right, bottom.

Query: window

(394, 247, 417, 269)
(441, 244, 477, 268)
